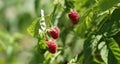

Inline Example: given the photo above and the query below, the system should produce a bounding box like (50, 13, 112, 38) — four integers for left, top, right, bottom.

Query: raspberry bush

(0, 0, 120, 64)
(27, 0, 120, 64)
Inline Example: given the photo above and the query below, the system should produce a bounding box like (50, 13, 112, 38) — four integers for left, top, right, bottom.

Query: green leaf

(27, 18, 40, 37)
(65, 0, 75, 12)
(111, 8, 120, 21)
(96, 8, 120, 37)
(98, 0, 120, 11)
(96, 16, 110, 35)
(112, 32, 120, 47)
(39, 40, 47, 50)
(97, 16, 120, 37)
(74, 9, 92, 37)
(107, 8, 120, 36)
(84, 35, 93, 64)
(98, 41, 108, 64)
(75, 21, 87, 38)
(82, 0, 95, 7)
(83, 34, 102, 64)
(108, 38, 120, 64)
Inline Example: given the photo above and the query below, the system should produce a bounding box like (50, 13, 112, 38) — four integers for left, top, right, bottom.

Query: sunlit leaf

(27, 18, 40, 37)
(98, 41, 108, 64)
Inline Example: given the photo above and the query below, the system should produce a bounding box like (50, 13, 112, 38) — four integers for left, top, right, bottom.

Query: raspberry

(68, 10, 79, 24)
(46, 40, 57, 54)
(49, 26, 60, 39)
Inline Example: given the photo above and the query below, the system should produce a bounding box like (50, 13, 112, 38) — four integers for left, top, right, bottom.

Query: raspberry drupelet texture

(49, 26, 60, 39)
(68, 10, 79, 24)
(46, 40, 57, 54)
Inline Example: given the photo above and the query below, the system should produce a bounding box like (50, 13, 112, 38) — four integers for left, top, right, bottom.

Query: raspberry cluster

(44, 10, 79, 54)
(46, 26, 60, 54)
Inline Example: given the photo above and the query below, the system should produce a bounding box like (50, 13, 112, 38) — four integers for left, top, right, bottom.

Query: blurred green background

(0, 0, 53, 64)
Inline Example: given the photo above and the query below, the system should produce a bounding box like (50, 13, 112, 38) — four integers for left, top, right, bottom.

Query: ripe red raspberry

(68, 10, 79, 24)
(46, 40, 57, 54)
(49, 26, 60, 39)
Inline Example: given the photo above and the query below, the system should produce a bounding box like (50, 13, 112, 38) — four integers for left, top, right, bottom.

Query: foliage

(0, 0, 120, 64)
(27, 0, 120, 64)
